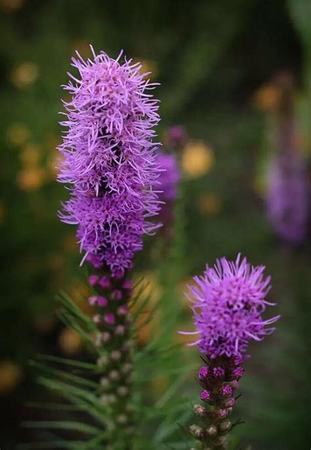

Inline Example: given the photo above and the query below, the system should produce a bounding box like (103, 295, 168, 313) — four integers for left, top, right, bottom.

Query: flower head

(266, 150, 309, 245)
(186, 254, 279, 359)
(58, 46, 161, 275)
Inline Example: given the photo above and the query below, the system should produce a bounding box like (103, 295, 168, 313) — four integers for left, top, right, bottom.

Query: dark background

(0, 0, 311, 449)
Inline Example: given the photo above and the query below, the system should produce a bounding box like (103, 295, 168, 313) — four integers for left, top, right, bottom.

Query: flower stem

(189, 356, 244, 450)
(88, 269, 134, 449)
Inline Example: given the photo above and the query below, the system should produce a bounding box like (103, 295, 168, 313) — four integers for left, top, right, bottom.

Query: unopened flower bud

(108, 394, 116, 404)
(224, 397, 235, 408)
(104, 313, 115, 325)
(230, 380, 239, 389)
(200, 389, 210, 401)
(217, 408, 229, 419)
(117, 305, 128, 316)
(122, 363, 132, 374)
(189, 424, 204, 439)
(93, 314, 101, 324)
(115, 325, 125, 336)
(97, 354, 108, 367)
(117, 386, 128, 396)
(99, 276, 110, 289)
(111, 350, 122, 361)
(117, 414, 127, 424)
(109, 370, 120, 381)
(219, 420, 231, 432)
(221, 384, 233, 397)
(193, 404, 206, 416)
(112, 289, 122, 301)
(214, 436, 227, 446)
(213, 366, 225, 378)
(206, 425, 217, 437)
(198, 366, 209, 380)
(88, 275, 98, 286)
(100, 377, 109, 389)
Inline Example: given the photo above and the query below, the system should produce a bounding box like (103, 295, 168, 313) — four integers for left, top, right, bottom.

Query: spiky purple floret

(186, 254, 279, 359)
(157, 152, 180, 202)
(266, 150, 309, 245)
(58, 46, 161, 275)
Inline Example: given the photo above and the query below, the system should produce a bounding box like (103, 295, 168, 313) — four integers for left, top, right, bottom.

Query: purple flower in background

(185, 254, 278, 359)
(165, 125, 187, 149)
(157, 153, 180, 203)
(266, 150, 309, 245)
(58, 46, 161, 276)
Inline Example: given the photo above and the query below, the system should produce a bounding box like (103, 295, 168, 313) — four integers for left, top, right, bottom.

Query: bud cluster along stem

(88, 270, 134, 442)
(189, 355, 244, 450)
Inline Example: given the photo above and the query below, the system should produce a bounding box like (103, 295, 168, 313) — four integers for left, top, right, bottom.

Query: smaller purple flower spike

(266, 150, 309, 245)
(186, 253, 279, 360)
(157, 152, 180, 203)
(187, 254, 279, 449)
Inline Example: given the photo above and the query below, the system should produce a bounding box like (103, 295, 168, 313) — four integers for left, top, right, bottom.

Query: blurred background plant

(1, 0, 311, 449)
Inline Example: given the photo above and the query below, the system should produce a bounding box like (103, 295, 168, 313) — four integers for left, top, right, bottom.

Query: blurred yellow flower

(182, 140, 214, 178)
(11, 62, 39, 89)
(0, 361, 22, 395)
(253, 83, 281, 112)
(0, 0, 24, 13)
(7, 123, 30, 146)
(198, 193, 222, 216)
(20, 144, 41, 166)
(135, 58, 158, 79)
(17, 167, 46, 190)
(58, 328, 82, 355)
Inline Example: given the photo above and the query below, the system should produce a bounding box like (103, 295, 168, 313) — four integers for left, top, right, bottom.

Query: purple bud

(112, 289, 123, 301)
(117, 305, 128, 316)
(198, 366, 209, 380)
(232, 367, 244, 378)
(88, 295, 98, 305)
(97, 296, 108, 307)
(88, 275, 98, 286)
(99, 276, 111, 289)
(122, 280, 132, 290)
(200, 389, 211, 401)
(104, 313, 115, 325)
(213, 367, 225, 378)
(224, 397, 235, 408)
(221, 385, 233, 397)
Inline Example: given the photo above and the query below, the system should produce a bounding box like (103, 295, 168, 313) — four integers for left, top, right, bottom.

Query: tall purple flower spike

(266, 150, 309, 245)
(184, 255, 279, 449)
(58, 46, 161, 276)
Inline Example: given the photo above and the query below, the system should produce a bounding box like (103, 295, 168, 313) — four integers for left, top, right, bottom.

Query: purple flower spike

(186, 254, 279, 359)
(200, 390, 211, 401)
(266, 150, 309, 245)
(58, 46, 161, 276)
